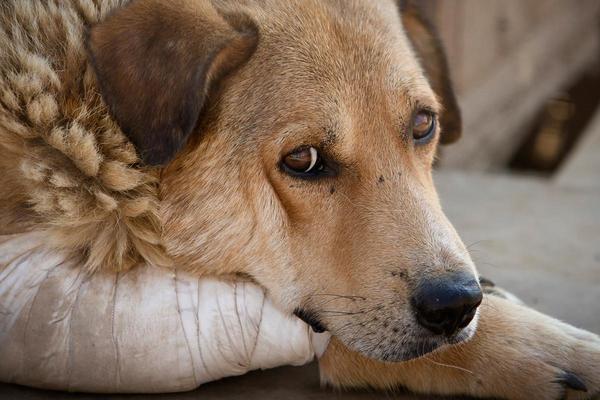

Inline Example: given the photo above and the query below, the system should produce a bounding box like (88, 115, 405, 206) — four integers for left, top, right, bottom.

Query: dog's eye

(280, 146, 337, 179)
(283, 146, 321, 173)
(412, 111, 437, 144)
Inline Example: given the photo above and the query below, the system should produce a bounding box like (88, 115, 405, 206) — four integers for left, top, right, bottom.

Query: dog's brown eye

(412, 111, 436, 143)
(283, 146, 320, 173)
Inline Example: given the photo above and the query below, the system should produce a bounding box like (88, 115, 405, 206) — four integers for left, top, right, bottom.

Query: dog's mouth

(383, 327, 476, 362)
(372, 311, 480, 362)
(293, 305, 479, 361)
(293, 308, 328, 333)
(292, 308, 479, 362)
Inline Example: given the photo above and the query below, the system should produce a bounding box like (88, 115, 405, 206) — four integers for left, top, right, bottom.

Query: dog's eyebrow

(323, 126, 337, 145)
(403, 92, 442, 116)
(273, 122, 308, 144)
(387, 75, 442, 115)
(274, 122, 338, 147)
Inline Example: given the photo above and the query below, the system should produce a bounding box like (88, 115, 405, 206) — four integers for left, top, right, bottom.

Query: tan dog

(0, 1, 598, 399)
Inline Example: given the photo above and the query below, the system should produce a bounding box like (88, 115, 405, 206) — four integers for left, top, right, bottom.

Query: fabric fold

(0, 232, 330, 393)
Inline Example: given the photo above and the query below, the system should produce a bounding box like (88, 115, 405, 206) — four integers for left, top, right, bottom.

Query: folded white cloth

(0, 232, 330, 393)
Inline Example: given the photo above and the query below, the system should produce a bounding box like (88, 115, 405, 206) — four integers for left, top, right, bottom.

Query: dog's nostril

(457, 304, 479, 329)
(412, 276, 483, 337)
(426, 310, 446, 325)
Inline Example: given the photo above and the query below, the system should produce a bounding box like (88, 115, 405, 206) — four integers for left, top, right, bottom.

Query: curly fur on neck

(0, 0, 171, 272)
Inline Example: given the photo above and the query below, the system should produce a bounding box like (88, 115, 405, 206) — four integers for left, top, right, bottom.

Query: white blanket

(0, 232, 330, 393)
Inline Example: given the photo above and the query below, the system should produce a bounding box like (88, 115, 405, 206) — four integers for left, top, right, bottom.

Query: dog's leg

(319, 295, 600, 400)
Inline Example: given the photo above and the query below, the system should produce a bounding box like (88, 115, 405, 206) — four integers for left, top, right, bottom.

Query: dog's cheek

(158, 155, 260, 275)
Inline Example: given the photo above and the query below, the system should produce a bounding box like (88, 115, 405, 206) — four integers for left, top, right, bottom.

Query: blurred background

(3, 1, 599, 399)
(423, 0, 600, 173)
(420, 0, 600, 336)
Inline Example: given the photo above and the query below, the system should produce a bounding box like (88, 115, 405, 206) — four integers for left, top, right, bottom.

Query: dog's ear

(398, 1, 462, 144)
(87, 0, 258, 165)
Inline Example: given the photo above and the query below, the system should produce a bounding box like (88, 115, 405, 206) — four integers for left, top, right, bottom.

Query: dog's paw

(553, 371, 589, 395)
(480, 301, 600, 400)
(529, 359, 599, 400)
(547, 335, 600, 400)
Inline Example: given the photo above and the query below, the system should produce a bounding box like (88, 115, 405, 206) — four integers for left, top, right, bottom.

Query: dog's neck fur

(0, 0, 167, 272)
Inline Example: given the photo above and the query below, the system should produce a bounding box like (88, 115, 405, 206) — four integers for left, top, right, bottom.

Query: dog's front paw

(475, 280, 599, 399)
(468, 297, 600, 400)
(515, 346, 599, 400)
(540, 332, 600, 400)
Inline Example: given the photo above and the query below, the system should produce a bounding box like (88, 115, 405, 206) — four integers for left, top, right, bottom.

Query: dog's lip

(359, 320, 478, 363)
(379, 335, 466, 362)
(399, 323, 476, 361)
(374, 338, 444, 362)
(308, 323, 327, 333)
(293, 308, 328, 333)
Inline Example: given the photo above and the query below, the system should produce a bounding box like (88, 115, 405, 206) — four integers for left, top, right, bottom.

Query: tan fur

(1, 1, 598, 399)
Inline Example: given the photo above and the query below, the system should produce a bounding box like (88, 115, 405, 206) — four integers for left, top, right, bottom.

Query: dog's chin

(356, 312, 480, 363)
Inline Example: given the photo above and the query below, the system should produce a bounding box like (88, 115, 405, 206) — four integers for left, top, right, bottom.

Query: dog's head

(88, 0, 481, 362)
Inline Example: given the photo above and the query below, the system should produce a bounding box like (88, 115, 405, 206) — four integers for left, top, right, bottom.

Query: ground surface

(1, 120, 598, 399)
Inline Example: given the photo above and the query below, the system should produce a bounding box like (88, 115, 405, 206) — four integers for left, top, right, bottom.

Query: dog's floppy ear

(398, 0, 462, 144)
(87, 0, 258, 165)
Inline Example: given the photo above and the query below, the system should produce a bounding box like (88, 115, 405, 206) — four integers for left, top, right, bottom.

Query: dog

(0, 0, 598, 399)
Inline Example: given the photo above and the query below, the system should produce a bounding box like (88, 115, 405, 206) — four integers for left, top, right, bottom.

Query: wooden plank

(555, 109, 600, 190)
(437, 1, 600, 170)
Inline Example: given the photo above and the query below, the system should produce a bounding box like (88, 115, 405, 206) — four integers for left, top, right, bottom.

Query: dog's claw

(553, 371, 588, 392)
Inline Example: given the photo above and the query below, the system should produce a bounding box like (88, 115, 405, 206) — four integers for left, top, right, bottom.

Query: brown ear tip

(439, 120, 462, 144)
(84, 26, 99, 65)
(132, 130, 186, 166)
(139, 151, 174, 167)
(84, 17, 109, 55)
(440, 133, 461, 145)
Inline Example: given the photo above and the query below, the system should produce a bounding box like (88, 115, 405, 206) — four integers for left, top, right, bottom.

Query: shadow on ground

(0, 363, 475, 400)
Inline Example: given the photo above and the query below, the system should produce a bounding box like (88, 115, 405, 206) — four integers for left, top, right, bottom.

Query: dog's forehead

(264, 2, 428, 86)
(232, 0, 437, 120)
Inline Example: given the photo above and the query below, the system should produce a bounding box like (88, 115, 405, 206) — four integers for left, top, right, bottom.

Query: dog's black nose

(412, 275, 483, 337)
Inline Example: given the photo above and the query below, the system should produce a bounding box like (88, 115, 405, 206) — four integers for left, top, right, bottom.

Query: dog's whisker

(319, 304, 381, 317)
(309, 293, 367, 300)
(319, 309, 367, 316)
(303, 293, 369, 308)
(308, 295, 367, 304)
(423, 355, 475, 375)
(465, 240, 491, 250)
(475, 261, 502, 269)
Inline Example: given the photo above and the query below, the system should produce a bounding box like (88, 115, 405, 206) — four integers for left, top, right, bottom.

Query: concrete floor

(1, 122, 599, 399)
(436, 171, 600, 334)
